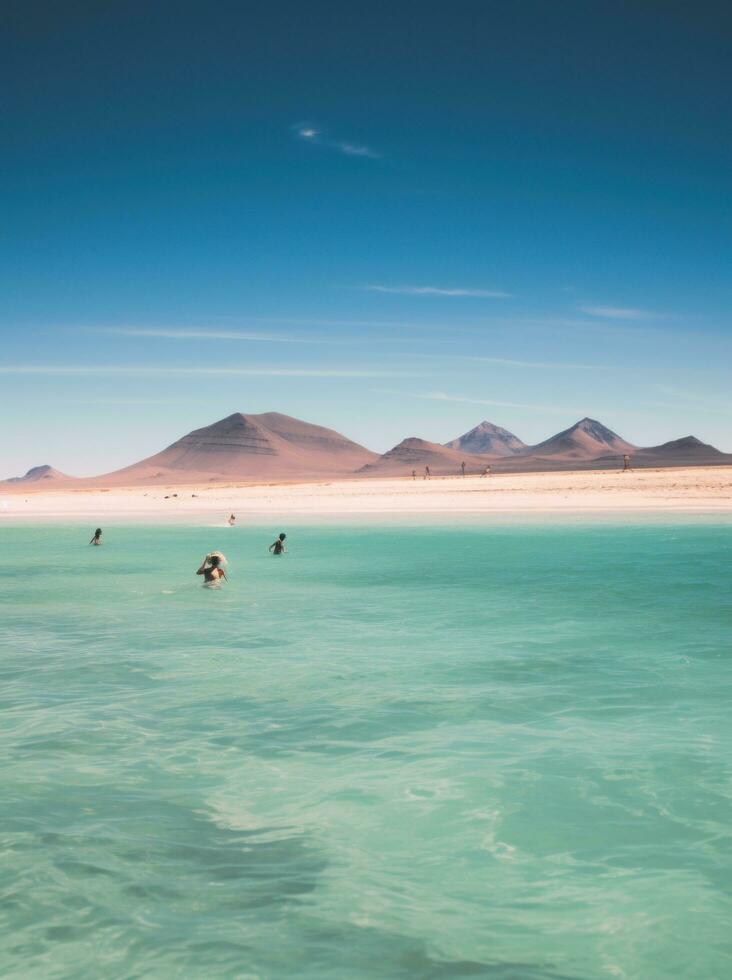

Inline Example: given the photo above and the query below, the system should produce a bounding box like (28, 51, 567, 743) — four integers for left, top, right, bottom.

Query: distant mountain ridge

(379, 416, 729, 475)
(649, 436, 721, 455)
(6, 465, 71, 483)
(94, 412, 378, 484)
(605, 435, 726, 469)
(444, 421, 527, 455)
(525, 417, 635, 459)
(444, 416, 635, 461)
(4, 413, 731, 487)
(358, 437, 488, 476)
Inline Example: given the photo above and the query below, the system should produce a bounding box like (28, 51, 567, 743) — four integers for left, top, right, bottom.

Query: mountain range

(4, 413, 731, 487)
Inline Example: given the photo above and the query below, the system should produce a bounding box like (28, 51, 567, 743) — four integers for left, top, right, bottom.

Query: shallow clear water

(1, 522, 732, 979)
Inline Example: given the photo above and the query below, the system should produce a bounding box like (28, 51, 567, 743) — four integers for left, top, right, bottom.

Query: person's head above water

(279, 533, 286, 541)
(94, 528, 102, 536)
(208, 555, 221, 567)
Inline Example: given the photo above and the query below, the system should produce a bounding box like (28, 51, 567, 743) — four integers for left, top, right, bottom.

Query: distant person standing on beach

(424, 466, 431, 480)
(89, 528, 102, 545)
(481, 465, 491, 478)
(269, 533, 287, 555)
(228, 514, 236, 525)
(461, 461, 466, 477)
(623, 454, 632, 472)
(411, 469, 416, 480)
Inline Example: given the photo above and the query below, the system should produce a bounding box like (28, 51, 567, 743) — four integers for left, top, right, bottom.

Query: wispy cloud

(198, 316, 428, 328)
(410, 391, 578, 414)
(293, 122, 379, 159)
(365, 285, 511, 298)
(337, 142, 377, 158)
(63, 398, 189, 405)
(0, 365, 417, 378)
(86, 327, 318, 343)
(579, 305, 657, 320)
(448, 355, 601, 370)
(652, 384, 732, 414)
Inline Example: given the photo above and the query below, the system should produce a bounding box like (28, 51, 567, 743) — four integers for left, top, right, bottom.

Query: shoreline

(2, 466, 732, 523)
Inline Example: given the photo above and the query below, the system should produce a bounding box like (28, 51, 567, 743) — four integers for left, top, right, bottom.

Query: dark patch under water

(1, 522, 731, 978)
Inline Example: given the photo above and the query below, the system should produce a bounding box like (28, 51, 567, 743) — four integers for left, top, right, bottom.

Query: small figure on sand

(197, 552, 228, 587)
(481, 465, 491, 478)
(411, 469, 416, 480)
(461, 461, 466, 477)
(424, 466, 431, 480)
(269, 532, 287, 555)
(89, 528, 102, 546)
(228, 514, 236, 526)
(622, 454, 632, 472)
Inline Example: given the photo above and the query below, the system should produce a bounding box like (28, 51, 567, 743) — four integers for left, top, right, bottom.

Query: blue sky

(2, 1, 731, 477)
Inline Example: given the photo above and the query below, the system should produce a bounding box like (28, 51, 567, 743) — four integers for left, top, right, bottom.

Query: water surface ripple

(1, 523, 731, 978)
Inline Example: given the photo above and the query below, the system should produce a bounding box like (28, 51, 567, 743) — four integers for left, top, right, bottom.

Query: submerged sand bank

(2, 466, 732, 523)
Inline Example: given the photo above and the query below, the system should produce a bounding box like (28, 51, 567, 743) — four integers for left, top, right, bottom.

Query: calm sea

(1, 522, 731, 979)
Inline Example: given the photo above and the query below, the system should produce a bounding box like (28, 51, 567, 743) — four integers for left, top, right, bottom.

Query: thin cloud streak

(63, 398, 191, 405)
(119, 317, 454, 334)
(337, 142, 377, 158)
(294, 122, 379, 159)
(198, 312, 659, 335)
(652, 384, 732, 414)
(447, 355, 601, 370)
(365, 285, 511, 298)
(411, 391, 581, 414)
(580, 305, 658, 320)
(87, 327, 318, 343)
(206, 316, 425, 328)
(0, 365, 417, 378)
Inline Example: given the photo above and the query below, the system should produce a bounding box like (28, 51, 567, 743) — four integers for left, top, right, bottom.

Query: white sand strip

(2, 467, 732, 523)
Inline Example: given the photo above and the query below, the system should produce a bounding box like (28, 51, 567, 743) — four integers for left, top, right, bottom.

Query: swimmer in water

(89, 528, 102, 546)
(196, 553, 228, 586)
(268, 532, 287, 555)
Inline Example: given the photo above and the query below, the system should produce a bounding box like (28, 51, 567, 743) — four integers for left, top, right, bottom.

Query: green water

(1, 522, 731, 979)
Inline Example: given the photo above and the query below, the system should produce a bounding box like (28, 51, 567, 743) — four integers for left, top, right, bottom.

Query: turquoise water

(2, 522, 732, 979)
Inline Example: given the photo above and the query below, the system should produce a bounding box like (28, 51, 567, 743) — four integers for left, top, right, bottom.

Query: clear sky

(2, 1, 731, 477)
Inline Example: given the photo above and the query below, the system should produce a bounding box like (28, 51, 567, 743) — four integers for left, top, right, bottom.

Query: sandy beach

(3, 465, 732, 522)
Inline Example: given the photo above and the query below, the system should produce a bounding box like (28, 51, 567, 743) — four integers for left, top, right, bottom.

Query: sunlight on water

(1, 522, 731, 978)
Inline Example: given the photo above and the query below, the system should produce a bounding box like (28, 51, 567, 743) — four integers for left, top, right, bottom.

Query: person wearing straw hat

(196, 551, 228, 586)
